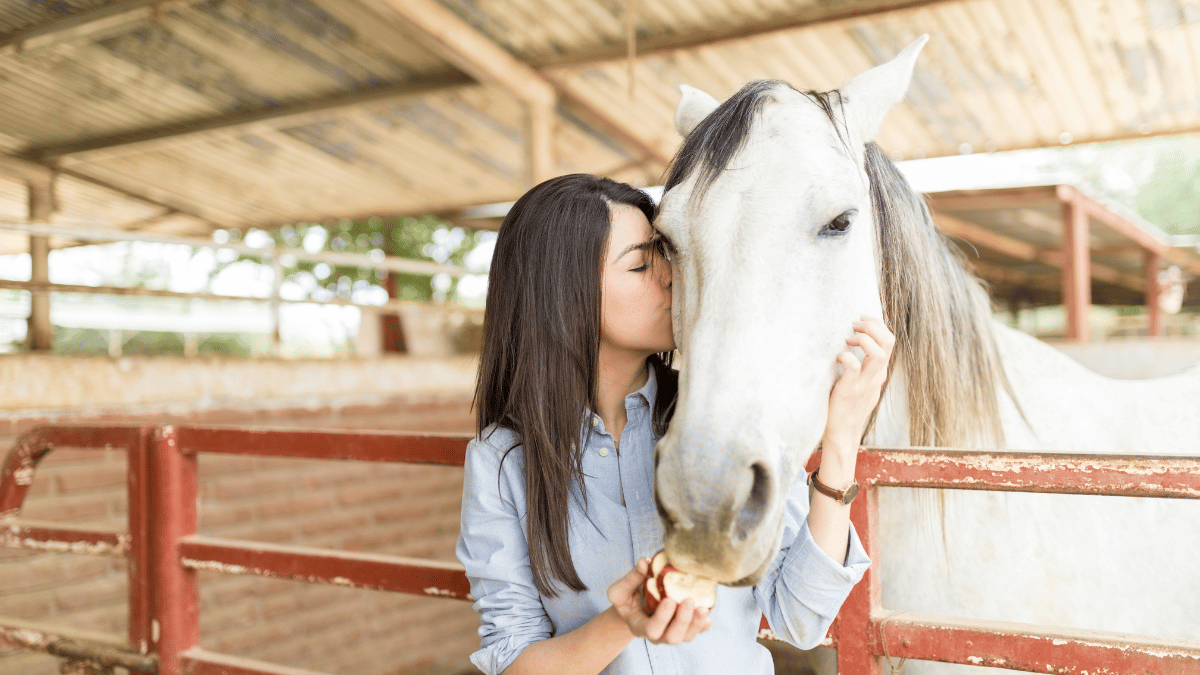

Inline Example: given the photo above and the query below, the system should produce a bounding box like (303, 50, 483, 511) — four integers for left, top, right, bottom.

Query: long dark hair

(476, 174, 677, 597)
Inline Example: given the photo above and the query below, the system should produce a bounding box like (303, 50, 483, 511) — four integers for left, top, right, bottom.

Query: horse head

(653, 36, 928, 585)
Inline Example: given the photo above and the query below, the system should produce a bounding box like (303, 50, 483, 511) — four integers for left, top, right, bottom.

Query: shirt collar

(627, 360, 658, 411)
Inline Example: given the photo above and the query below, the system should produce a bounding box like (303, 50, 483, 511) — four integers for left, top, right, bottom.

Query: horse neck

(867, 359, 911, 446)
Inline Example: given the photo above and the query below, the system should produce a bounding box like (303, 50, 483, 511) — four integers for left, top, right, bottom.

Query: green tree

(217, 216, 489, 303)
(1135, 151, 1200, 235)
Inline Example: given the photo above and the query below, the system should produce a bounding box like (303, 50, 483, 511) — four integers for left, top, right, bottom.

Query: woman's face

(600, 204, 675, 358)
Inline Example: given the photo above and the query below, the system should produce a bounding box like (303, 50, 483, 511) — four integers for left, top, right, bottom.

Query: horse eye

(820, 209, 857, 236)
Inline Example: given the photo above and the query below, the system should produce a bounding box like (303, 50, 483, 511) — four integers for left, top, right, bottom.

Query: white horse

(653, 36, 1200, 674)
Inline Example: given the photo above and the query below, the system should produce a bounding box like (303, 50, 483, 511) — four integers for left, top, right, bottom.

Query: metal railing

(2, 425, 1199, 674)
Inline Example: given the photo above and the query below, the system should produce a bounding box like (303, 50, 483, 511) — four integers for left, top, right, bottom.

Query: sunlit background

(3, 133, 1195, 357)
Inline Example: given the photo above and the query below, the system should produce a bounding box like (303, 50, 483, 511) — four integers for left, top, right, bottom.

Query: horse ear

(675, 84, 720, 137)
(840, 34, 929, 142)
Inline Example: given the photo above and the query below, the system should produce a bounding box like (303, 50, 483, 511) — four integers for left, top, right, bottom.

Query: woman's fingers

(683, 607, 712, 642)
(836, 350, 862, 373)
(645, 599, 712, 645)
(856, 315, 896, 353)
(660, 598, 696, 644)
(607, 561, 648, 607)
(644, 598, 676, 641)
(610, 558, 713, 645)
(847, 333, 887, 380)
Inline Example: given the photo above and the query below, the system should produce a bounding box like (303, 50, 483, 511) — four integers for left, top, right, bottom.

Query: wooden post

(25, 180, 54, 351)
(268, 253, 283, 356)
(836, 457, 884, 675)
(1058, 187, 1090, 342)
(528, 97, 556, 185)
(1145, 250, 1163, 337)
(149, 426, 200, 675)
(380, 270, 407, 354)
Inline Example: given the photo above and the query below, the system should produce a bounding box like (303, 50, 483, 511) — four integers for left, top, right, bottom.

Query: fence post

(836, 462, 883, 675)
(127, 427, 155, 656)
(150, 426, 199, 674)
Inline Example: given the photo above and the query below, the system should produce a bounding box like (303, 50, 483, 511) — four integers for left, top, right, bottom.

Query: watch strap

(808, 468, 859, 505)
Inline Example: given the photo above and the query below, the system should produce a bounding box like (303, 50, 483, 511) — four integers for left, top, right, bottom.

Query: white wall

(1047, 338, 1200, 379)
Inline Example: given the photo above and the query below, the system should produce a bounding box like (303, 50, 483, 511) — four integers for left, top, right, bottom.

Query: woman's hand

(824, 315, 895, 451)
(607, 557, 712, 645)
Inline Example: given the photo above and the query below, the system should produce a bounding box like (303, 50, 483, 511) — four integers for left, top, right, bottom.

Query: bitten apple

(642, 549, 717, 616)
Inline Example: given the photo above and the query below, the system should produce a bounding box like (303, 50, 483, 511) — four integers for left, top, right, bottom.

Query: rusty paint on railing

(860, 448, 1200, 499)
(0, 425, 144, 517)
(0, 519, 127, 556)
(869, 611, 1200, 675)
(172, 425, 472, 465)
(0, 620, 158, 673)
(177, 535, 473, 600)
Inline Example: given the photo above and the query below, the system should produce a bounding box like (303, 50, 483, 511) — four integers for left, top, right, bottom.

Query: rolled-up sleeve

(456, 435, 553, 675)
(752, 472, 871, 650)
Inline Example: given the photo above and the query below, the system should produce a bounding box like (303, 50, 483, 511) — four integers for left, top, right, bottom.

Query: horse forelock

(863, 143, 1016, 448)
(664, 82, 854, 204)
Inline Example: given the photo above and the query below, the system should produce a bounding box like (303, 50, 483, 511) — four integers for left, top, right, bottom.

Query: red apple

(642, 549, 717, 616)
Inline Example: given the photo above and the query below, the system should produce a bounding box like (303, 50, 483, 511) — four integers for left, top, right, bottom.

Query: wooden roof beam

(1058, 186, 1166, 255)
(935, 213, 1145, 292)
(1057, 185, 1200, 278)
(32, 74, 475, 162)
(0, 154, 54, 188)
(925, 187, 1061, 212)
(1, 152, 233, 238)
(372, 0, 669, 174)
(371, 0, 554, 107)
(536, 0, 964, 70)
(0, 0, 196, 54)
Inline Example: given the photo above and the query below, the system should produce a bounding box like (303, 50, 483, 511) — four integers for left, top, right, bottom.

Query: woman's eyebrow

(615, 241, 654, 260)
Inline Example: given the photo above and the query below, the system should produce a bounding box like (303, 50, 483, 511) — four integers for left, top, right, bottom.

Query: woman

(456, 174, 893, 675)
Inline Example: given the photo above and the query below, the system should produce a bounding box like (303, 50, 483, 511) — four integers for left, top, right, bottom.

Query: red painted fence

(2, 424, 1199, 674)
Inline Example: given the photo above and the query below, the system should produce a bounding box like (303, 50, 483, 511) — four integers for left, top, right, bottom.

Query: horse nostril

(734, 462, 771, 541)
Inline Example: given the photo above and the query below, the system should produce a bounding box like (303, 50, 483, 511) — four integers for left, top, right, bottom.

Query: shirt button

(591, 416, 600, 427)
(599, 447, 609, 457)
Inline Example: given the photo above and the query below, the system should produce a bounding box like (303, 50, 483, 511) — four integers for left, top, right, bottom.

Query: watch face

(842, 482, 860, 504)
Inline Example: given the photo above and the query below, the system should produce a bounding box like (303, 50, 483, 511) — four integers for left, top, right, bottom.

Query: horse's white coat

(655, 38, 927, 585)
(659, 36, 1200, 674)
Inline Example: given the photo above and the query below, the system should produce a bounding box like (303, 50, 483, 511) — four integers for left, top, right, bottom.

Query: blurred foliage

(197, 333, 257, 356)
(216, 216, 489, 303)
(54, 327, 257, 356)
(1135, 151, 1200, 235)
(54, 327, 109, 355)
(1050, 135, 1200, 236)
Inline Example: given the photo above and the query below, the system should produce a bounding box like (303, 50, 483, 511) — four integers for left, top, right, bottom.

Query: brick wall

(0, 396, 483, 675)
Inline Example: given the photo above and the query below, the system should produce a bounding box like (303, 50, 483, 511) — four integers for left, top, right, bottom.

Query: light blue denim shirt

(456, 366, 870, 675)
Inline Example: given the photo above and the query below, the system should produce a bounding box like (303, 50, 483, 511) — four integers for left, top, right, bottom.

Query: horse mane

(664, 79, 1015, 448)
(864, 142, 1016, 447)
(667, 80, 814, 197)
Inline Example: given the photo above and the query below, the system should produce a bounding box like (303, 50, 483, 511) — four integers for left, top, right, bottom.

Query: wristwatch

(808, 469, 860, 505)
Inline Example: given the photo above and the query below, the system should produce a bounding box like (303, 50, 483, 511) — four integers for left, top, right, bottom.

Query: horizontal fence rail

(2, 424, 1199, 674)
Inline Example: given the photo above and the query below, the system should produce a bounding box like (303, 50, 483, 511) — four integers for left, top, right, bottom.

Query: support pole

(149, 426, 199, 675)
(1145, 250, 1163, 337)
(836, 469, 883, 675)
(1059, 187, 1091, 342)
(268, 253, 283, 356)
(25, 180, 55, 351)
(380, 270, 408, 354)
